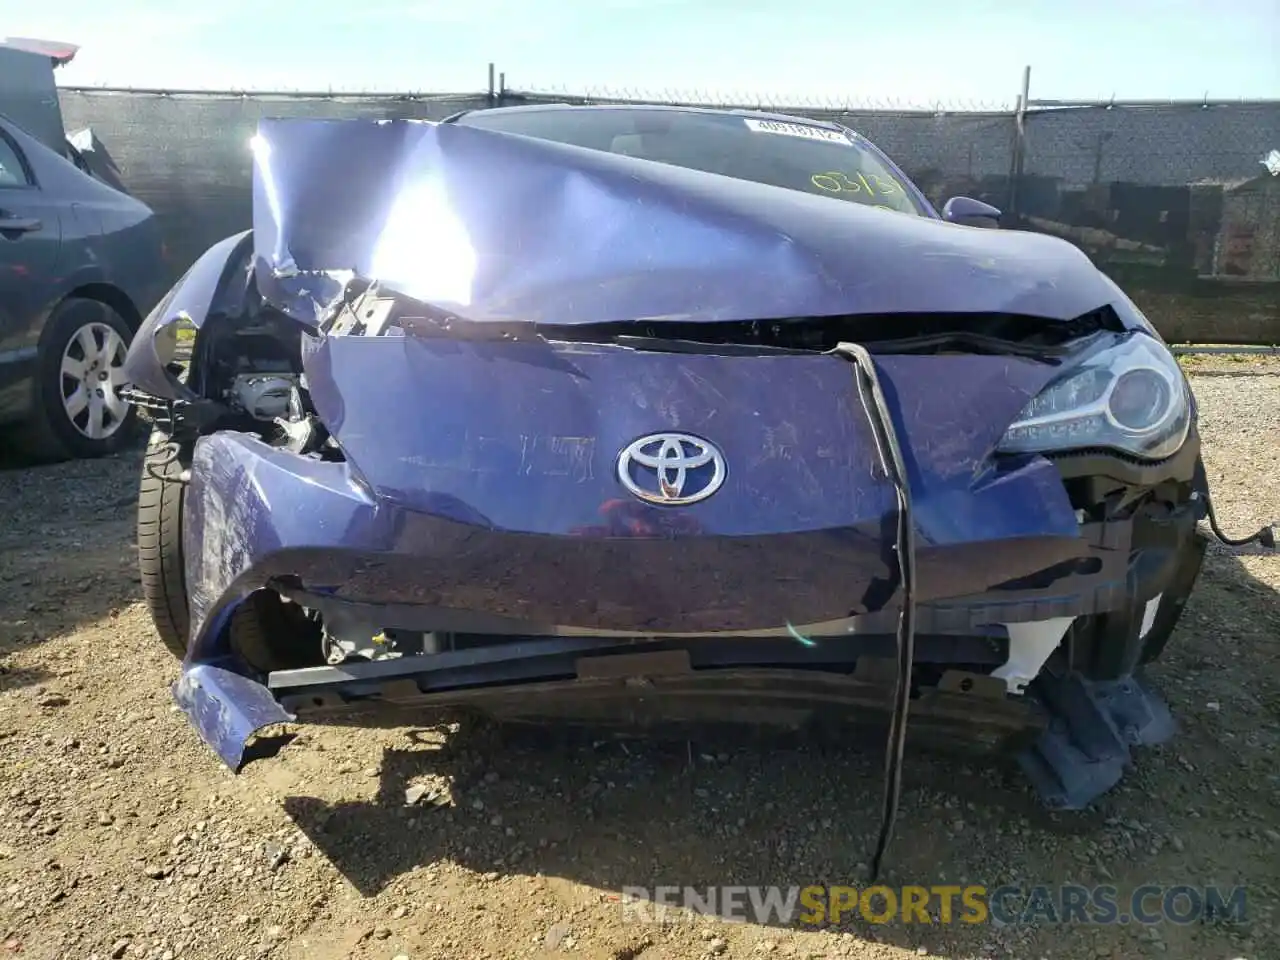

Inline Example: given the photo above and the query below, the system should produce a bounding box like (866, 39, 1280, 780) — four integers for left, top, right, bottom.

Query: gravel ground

(0, 358, 1277, 960)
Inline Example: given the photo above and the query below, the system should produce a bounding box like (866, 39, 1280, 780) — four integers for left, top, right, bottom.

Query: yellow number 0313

(811, 171, 904, 206)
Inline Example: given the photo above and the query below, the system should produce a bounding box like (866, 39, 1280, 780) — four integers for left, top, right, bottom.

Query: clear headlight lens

(998, 334, 1190, 461)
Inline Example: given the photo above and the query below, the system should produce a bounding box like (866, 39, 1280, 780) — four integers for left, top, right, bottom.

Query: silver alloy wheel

(59, 321, 130, 440)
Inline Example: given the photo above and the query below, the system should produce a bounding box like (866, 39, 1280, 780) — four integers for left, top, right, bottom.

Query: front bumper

(170, 326, 1206, 813)
(173, 423, 1202, 812)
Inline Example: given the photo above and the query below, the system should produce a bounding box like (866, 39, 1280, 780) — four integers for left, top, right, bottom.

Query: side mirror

(942, 196, 1002, 228)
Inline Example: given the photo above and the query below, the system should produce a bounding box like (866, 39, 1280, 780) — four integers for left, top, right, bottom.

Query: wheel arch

(62, 282, 143, 333)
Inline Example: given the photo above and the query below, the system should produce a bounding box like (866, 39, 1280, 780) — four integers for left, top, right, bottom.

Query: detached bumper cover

(172, 430, 1200, 812)
(171, 330, 1203, 806)
(174, 663, 295, 772)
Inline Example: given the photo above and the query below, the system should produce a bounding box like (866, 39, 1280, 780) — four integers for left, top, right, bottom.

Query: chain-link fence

(1013, 102, 1280, 345)
(58, 85, 1280, 343)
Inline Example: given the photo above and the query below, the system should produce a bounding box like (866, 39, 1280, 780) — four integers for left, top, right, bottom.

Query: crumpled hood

(250, 117, 1116, 327)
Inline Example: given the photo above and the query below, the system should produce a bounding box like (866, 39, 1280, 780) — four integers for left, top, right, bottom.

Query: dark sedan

(0, 113, 165, 461)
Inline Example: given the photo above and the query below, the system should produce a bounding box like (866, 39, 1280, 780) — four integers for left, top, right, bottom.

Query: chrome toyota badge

(617, 433, 726, 506)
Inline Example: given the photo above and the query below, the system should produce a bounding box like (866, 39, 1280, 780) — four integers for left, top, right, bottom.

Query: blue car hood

(250, 117, 1116, 327)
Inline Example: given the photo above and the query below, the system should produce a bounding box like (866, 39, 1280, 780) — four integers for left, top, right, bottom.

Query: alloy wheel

(59, 321, 131, 440)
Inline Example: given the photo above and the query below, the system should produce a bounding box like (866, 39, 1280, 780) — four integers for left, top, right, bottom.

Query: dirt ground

(0, 358, 1277, 960)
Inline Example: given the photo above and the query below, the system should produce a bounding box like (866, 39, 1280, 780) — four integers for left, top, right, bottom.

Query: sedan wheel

(9, 297, 141, 462)
(59, 320, 131, 441)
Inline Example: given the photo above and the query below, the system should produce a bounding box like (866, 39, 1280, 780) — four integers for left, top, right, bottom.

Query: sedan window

(0, 133, 30, 187)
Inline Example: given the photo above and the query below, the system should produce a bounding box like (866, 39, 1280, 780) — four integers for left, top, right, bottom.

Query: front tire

(15, 297, 141, 462)
(138, 432, 190, 658)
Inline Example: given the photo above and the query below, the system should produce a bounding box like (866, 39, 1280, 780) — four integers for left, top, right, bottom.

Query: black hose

(818, 358, 1270, 879)
(1204, 494, 1274, 548)
(829, 342, 918, 883)
(1195, 461, 1275, 549)
(145, 441, 190, 486)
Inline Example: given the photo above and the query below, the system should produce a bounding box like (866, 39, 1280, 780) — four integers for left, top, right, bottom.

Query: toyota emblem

(616, 433, 727, 506)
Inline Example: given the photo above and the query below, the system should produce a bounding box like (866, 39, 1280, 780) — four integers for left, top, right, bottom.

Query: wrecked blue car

(123, 105, 1217, 851)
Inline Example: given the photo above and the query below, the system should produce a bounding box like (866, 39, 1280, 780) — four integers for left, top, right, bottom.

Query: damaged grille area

(315, 278, 1127, 360)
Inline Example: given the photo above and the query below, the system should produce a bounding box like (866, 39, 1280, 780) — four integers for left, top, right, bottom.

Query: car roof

(450, 102, 852, 134)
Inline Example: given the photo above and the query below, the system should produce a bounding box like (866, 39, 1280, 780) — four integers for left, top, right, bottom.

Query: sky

(7, 0, 1279, 106)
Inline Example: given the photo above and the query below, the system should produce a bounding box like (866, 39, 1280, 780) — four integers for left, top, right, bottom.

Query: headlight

(998, 334, 1190, 461)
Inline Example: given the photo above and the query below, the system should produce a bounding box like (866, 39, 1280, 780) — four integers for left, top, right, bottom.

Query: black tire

(138, 431, 190, 657)
(13, 297, 142, 463)
(137, 433, 323, 671)
(228, 591, 325, 674)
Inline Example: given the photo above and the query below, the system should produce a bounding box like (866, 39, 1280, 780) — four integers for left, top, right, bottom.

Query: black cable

(823, 349, 1269, 880)
(829, 342, 918, 883)
(1194, 462, 1275, 548)
(1202, 492, 1275, 548)
(145, 441, 189, 486)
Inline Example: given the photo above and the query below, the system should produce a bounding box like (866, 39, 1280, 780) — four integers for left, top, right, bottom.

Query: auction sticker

(742, 118, 852, 144)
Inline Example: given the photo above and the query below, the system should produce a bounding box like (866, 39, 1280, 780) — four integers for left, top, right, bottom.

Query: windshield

(457, 108, 929, 217)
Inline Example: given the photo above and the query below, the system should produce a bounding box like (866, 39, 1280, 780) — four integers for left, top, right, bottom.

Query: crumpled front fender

(181, 432, 381, 659)
(121, 230, 254, 401)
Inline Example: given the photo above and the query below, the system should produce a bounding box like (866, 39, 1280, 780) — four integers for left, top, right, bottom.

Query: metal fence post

(1007, 65, 1031, 221)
